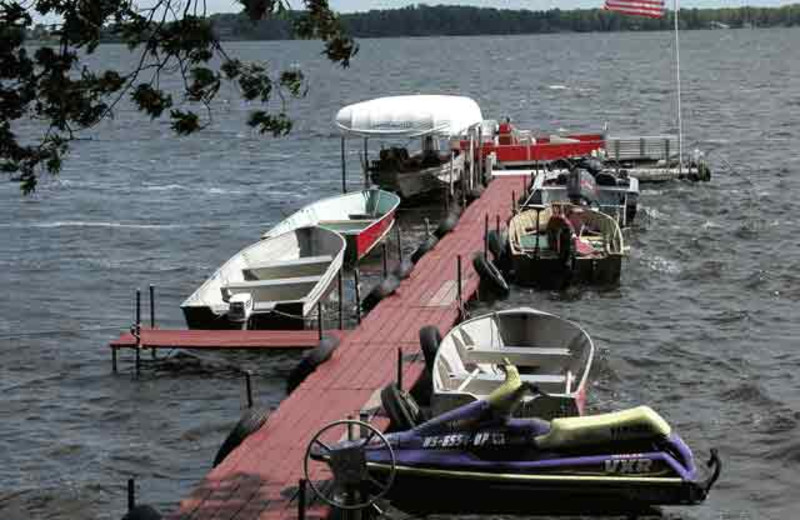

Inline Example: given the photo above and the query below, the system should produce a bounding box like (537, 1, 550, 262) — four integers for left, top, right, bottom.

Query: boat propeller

(303, 419, 397, 510)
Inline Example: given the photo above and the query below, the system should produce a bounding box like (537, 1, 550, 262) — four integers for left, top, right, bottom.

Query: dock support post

(354, 268, 362, 324)
(149, 284, 156, 360)
(341, 137, 347, 193)
(363, 138, 369, 189)
(484, 214, 489, 260)
(382, 243, 388, 278)
(457, 255, 463, 314)
(337, 269, 344, 330)
(135, 288, 141, 378)
(244, 370, 253, 408)
(317, 301, 324, 341)
(397, 347, 403, 392)
(112, 347, 118, 373)
(149, 284, 155, 329)
(297, 479, 307, 520)
(396, 223, 403, 263)
(127, 478, 135, 512)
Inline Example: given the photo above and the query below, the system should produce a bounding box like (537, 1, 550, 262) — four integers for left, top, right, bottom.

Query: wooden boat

(336, 95, 484, 200)
(508, 203, 625, 289)
(181, 227, 345, 330)
(263, 189, 400, 265)
(431, 307, 594, 420)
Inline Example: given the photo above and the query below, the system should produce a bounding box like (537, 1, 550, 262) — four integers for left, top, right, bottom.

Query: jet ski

(304, 365, 720, 515)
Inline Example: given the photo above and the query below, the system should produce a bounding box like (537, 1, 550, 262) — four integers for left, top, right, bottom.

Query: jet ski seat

(535, 405, 671, 450)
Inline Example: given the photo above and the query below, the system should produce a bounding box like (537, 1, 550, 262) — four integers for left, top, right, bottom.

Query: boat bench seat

(221, 275, 322, 301)
(464, 346, 570, 367)
(246, 255, 333, 271)
(469, 373, 567, 385)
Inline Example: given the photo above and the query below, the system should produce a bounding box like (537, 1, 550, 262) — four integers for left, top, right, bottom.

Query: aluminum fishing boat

(524, 162, 640, 227)
(181, 227, 345, 330)
(305, 365, 721, 515)
(431, 308, 594, 420)
(263, 189, 400, 265)
(508, 202, 625, 288)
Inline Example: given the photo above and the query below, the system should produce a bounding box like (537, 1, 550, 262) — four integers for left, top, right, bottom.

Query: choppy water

(2, 29, 799, 519)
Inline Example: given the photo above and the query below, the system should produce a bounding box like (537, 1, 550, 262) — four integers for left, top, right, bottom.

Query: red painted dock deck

(167, 176, 523, 520)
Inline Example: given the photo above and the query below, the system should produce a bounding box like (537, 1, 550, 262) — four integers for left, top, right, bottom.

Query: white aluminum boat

(181, 227, 345, 330)
(432, 307, 594, 420)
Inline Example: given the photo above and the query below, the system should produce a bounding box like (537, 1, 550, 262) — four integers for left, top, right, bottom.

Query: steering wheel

(303, 419, 396, 510)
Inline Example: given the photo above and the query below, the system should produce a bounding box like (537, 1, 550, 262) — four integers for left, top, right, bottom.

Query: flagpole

(673, 0, 683, 173)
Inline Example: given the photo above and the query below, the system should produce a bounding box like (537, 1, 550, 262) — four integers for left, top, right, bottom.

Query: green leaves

(1, 0, 358, 193)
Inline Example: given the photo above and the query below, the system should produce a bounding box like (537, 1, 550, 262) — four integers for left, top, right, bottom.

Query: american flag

(604, 0, 666, 18)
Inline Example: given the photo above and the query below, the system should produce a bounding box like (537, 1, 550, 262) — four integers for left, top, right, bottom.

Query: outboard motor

(566, 168, 598, 206)
(228, 292, 253, 328)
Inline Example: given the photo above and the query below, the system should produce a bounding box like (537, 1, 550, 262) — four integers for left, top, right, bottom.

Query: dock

(165, 174, 522, 520)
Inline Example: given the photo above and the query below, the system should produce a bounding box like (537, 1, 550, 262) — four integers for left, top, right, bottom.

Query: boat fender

(410, 235, 439, 264)
(434, 211, 460, 238)
(486, 229, 509, 269)
(392, 257, 414, 280)
(122, 505, 161, 520)
(466, 184, 485, 203)
(286, 336, 341, 394)
(361, 274, 401, 313)
(472, 253, 510, 297)
(212, 406, 271, 467)
(381, 382, 425, 432)
(418, 325, 442, 374)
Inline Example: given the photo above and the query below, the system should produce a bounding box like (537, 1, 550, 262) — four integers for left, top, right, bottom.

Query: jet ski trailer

(304, 366, 721, 515)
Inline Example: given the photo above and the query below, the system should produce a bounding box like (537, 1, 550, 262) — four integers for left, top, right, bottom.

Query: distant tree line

(199, 3, 799, 41)
(27, 4, 800, 43)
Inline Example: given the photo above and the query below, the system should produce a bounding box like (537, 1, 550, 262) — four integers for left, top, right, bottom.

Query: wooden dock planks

(166, 176, 522, 520)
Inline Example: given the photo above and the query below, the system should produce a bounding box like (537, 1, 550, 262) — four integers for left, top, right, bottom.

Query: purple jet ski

(304, 365, 720, 515)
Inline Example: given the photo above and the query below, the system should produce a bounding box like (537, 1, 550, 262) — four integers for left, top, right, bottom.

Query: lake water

(1, 29, 799, 519)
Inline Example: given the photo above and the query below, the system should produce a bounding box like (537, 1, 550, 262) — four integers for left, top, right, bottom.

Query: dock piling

(337, 269, 344, 330)
(111, 347, 117, 373)
(396, 223, 403, 263)
(457, 255, 463, 313)
(297, 479, 307, 520)
(317, 301, 324, 341)
(354, 268, 362, 324)
(484, 214, 489, 260)
(397, 347, 403, 391)
(134, 288, 141, 377)
(244, 370, 253, 409)
(149, 284, 156, 360)
(127, 478, 135, 512)
(382, 243, 388, 278)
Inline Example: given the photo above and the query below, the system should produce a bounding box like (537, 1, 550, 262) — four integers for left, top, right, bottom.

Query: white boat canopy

(335, 95, 483, 138)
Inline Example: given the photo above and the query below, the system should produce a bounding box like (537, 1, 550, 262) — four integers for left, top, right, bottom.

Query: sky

(201, 0, 796, 13)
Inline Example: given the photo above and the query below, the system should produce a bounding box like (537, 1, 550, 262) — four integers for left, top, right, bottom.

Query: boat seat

(246, 256, 332, 271)
(221, 275, 322, 301)
(469, 373, 566, 385)
(535, 405, 671, 450)
(463, 346, 570, 367)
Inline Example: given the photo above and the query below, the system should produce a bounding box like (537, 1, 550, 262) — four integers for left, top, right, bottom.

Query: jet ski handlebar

(701, 448, 722, 496)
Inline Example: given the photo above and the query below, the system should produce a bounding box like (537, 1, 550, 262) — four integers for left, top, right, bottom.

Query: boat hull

(511, 253, 622, 289)
(383, 469, 706, 515)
